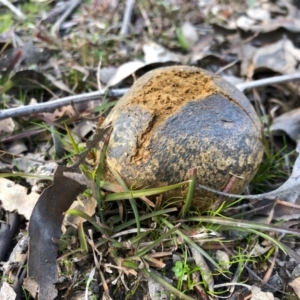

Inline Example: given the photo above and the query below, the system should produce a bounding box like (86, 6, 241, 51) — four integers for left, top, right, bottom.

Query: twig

(2, 72, 300, 120)
(120, 0, 135, 35)
(0, 89, 128, 120)
(236, 72, 300, 91)
(51, 0, 81, 36)
(196, 182, 297, 201)
(0, 0, 26, 19)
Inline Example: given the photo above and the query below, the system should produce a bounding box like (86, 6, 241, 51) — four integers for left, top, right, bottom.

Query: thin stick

(236, 72, 300, 91)
(0, 88, 128, 120)
(120, 0, 135, 35)
(0, 0, 26, 19)
(2, 72, 300, 120)
(51, 0, 81, 36)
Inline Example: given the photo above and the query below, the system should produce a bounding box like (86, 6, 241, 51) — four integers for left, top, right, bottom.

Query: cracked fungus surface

(101, 66, 264, 208)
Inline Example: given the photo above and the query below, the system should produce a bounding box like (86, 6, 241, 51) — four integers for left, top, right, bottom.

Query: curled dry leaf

(0, 282, 16, 300)
(215, 250, 230, 271)
(143, 42, 183, 64)
(148, 274, 172, 300)
(2, 235, 29, 277)
(254, 198, 300, 221)
(251, 286, 274, 300)
(289, 277, 300, 298)
(0, 178, 40, 220)
(22, 278, 38, 299)
(244, 38, 300, 76)
(64, 196, 97, 227)
(198, 140, 300, 204)
(0, 118, 15, 134)
(105, 61, 145, 88)
(190, 247, 214, 292)
(247, 7, 271, 21)
(271, 107, 300, 141)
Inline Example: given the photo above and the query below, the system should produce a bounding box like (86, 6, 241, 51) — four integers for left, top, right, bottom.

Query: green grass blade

(64, 123, 79, 154)
(77, 222, 88, 254)
(93, 100, 118, 112)
(67, 209, 108, 235)
(136, 224, 179, 257)
(109, 167, 141, 235)
(114, 207, 177, 232)
(186, 216, 300, 236)
(162, 218, 222, 273)
(180, 168, 197, 218)
(105, 181, 190, 201)
(141, 267, 195, 300)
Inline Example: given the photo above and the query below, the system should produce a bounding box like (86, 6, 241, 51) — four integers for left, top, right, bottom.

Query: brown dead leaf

(0, 48, 22, 73)
(247, 7, 271, 21)
(0, 118, 15, 134)
(271, 107, 300, 141)
(251, 286, 274, 300)
(42, 105, 76, 121)
(143, 42, 183, 64)
(238, 16, 300, 33)
(248, 141, 300, 203)
(0, 178, 40, 220)
(23, 278, 38, 299)
(44, 73, 74, 94)
(246, 38, 300, 76)
(198, 140, 300, 204)
(239, 43, 257, 78)
(72, 120, 96, 139)
(64, 196, 97, 226)
(288, 277, 300, 298)
(105, 61, 145, 88)
(254, 198, 300, 221)
(148, 275, 172, 300)
(27, 165, 86, 299)
(0, 282, 16, 300)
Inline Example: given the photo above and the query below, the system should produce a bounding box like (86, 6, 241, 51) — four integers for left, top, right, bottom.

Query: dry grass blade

(186, 216, 300, 236)
(162, 218, 222, 273)
(95, 126, 113, 224)
(105, 181, 190, 201)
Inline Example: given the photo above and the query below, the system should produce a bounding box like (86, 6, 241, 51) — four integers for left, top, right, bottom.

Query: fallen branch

(51, 0, 81, 36)
(236, 72, 300, 91)
(1, 72, 300, 120)
(120, 0, 135, 35)
(0, 0, 26, 20)
(0, 89, 128, 120)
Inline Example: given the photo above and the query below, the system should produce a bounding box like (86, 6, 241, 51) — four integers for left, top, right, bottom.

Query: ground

(1, 0, 300, 299)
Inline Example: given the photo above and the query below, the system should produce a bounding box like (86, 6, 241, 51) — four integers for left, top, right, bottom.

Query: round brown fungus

(101, 66, 264, 209)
